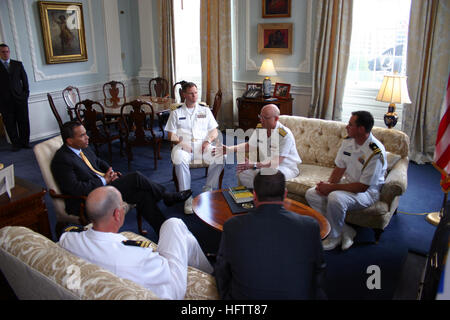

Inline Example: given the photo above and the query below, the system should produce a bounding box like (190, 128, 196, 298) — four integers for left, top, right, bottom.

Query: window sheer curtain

(309, 0, 353, 120)
(159, 0, 176, 92)
(200, 0, 233, 128)
(402, 0, 450, 163)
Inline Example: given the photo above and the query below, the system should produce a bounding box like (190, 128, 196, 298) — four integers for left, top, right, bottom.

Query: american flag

(433, 73, 450, 192)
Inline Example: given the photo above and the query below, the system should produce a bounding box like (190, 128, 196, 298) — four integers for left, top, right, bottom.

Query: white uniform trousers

(158, 218, 214, 292)
(172, 143, 225, 191)
(238, 164, 299, 189)
(305, 187, 379, 239)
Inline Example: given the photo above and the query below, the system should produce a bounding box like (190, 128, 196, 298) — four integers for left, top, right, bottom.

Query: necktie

(80, 151, 105, 177)
(3, 61, 9, 71)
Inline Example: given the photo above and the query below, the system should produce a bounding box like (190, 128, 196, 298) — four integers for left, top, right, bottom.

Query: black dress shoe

(163, 189, 193, 207)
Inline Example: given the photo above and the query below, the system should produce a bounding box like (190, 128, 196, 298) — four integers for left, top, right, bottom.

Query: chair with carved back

(62, 86, 81, 121)
(149, 77, 170, 98)
(47, 93, 64, 131)
(103, 81, 126, 108)
(74, 99, 123, 163)
(211, 89, 222, 119)
(120, 100, 162, 170)
(172, 80, 187, 103)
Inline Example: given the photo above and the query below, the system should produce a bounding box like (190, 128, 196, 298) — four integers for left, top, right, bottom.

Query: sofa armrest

(120, 231, 219, 300)
(380, 157, 408, 205)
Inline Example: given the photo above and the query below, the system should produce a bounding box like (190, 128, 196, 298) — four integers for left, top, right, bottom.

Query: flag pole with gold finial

(426, 162, 450, 226)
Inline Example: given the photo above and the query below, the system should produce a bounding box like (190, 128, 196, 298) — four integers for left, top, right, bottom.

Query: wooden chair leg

(374, 228, 383, 244)
(218, 168, 224, 189)
(172, 165, 180, 192)
(136, 211, 147, 235)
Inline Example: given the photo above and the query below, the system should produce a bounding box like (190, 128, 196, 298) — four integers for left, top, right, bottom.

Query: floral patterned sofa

(278, 115, 410, 241)
(0, 226, 219, 300)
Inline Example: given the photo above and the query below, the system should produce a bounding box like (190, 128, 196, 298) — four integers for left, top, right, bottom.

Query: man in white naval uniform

(165, 82, 225, 214)
(305, 111, 387, 251)
(218, 104, 301, 188)
(59, 186, 213, 300)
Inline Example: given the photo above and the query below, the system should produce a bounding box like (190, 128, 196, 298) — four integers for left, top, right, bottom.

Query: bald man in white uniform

(59, 186, 213, 300)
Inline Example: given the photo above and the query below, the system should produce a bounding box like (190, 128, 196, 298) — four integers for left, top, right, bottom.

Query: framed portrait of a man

(38, 1, 88, 64)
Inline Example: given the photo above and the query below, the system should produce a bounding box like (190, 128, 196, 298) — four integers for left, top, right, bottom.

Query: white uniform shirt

(165, 103, 218, 142)
(335, 133, 387, 193)
(248, 121, 302, 170)
(59, 228, 184, 299)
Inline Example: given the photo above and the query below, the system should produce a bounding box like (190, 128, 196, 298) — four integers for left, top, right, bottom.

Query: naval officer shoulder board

(64, 226, 86, 233)
(122, 240, 154, 250)
(361, 142, 384, 171)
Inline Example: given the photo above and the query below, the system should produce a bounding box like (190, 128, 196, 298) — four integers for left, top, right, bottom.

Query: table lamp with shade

(258, 58, 277, 98)
(376, 74, 412, 129)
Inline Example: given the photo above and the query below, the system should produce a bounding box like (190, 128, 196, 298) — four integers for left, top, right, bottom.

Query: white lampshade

(376, 74, 411, 104)
(258, 59, 278, 77)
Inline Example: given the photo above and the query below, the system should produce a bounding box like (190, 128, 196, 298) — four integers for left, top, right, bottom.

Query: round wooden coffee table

(192, 190, 331, 239)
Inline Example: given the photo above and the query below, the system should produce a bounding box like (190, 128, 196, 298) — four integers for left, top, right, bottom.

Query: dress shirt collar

(67, 145, 82, 157)
(85, 228, 127, 242)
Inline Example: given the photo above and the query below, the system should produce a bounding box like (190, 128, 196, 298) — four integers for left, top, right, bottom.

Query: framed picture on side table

(273, 83, 291, 100)
(38, 1, 88, 64)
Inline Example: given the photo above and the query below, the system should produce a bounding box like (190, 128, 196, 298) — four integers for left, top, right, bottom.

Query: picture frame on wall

(273, 83, 291, 100)
(38, 1, 88, 64)
(258, 23, 293, 54)
(262, 0, 291, 18)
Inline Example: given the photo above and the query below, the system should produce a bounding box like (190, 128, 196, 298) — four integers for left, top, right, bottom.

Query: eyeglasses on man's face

(258, 114, 275, 121)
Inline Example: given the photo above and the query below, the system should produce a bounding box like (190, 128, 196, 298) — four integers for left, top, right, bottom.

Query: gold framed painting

(38, 1, 88, 64)
(258, 23, 293, 54)
(262, 0, 291, 18)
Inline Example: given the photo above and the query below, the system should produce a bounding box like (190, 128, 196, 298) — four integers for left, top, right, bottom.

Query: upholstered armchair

(33, 135, 141, 235)
(0, 226, 219, 300)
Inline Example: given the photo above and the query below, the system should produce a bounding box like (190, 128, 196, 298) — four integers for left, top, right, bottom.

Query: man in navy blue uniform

(215, 170, 326, 299)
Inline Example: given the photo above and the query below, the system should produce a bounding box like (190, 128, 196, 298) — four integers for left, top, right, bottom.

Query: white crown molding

(23, 0, 98, 82)
(245, 0, 312, 73)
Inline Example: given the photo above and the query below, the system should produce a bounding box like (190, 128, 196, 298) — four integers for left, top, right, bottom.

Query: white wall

(0, 0, 158, 142)
(232, 0, 315, 117)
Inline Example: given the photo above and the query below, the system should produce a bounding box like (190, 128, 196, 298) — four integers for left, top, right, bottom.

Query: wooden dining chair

(75, 99, 123, 163)
(120, 100, 162, 170)
(172, 80, 187, 103)
(62, 86, 81, 121)
(103, 80, 126, 108)
(47, 93, 64, 130)
(212, 89, 222, 119)
(149, 77, 170, 97)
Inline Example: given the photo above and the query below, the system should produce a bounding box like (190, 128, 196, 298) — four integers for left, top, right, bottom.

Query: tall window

(173, 0, 202, 98)
(342, 0, 411, 127)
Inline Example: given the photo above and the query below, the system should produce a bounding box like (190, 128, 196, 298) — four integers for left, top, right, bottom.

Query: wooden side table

(237, 96, 293, 130)
(0, 177, 51, 239)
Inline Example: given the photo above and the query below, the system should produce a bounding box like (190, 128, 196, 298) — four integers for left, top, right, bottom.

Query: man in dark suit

(0, 43, 30, 151)
(51, 121, 192, 235)
(214, 170, 326, 299)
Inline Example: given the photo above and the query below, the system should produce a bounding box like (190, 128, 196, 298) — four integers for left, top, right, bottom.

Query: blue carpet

(0, 130, 442, 300)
